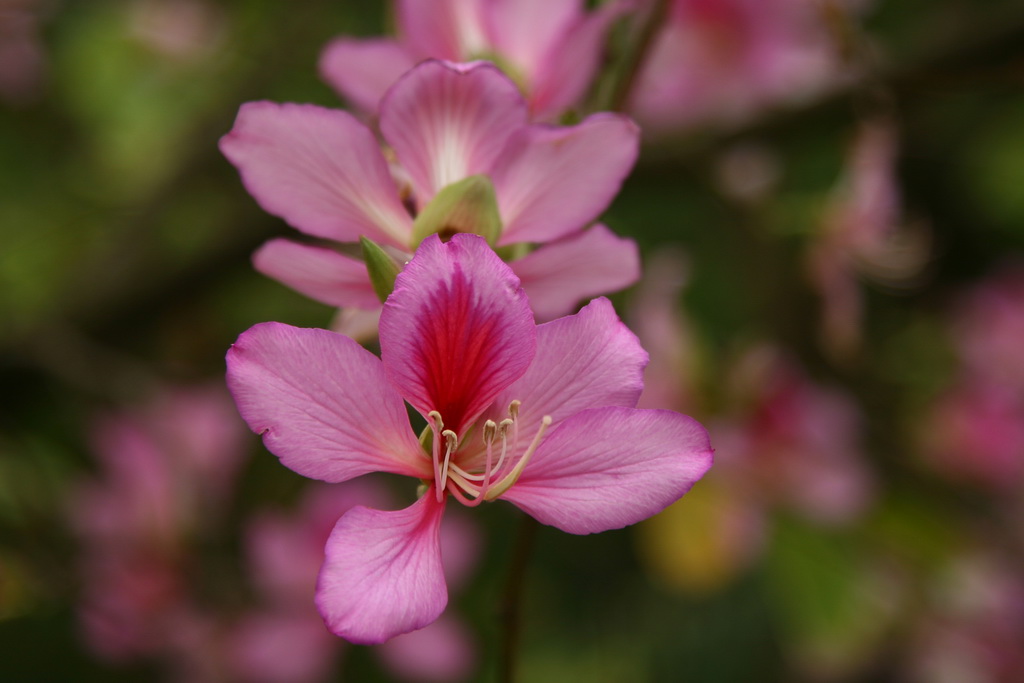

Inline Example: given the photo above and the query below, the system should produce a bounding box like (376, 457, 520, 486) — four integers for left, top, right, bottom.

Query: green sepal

(411, 175, 503, 247)
(360, 236, 402, 304)
(418, 424, 433, 454)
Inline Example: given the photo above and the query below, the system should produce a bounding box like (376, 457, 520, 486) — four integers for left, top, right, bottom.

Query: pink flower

(221, 59, 640, 324)
(319, 0, 626, 121)
(226, 234, 713, 643)
(629, 0, 852, 132)
(919, 379, 1024, 493)
(951, 262, 1024, 390)
(808, 118, 928, 358)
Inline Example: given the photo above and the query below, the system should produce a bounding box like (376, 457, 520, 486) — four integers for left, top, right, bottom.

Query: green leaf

(411, 175, 503, 246)
(360, 236, 402, 303)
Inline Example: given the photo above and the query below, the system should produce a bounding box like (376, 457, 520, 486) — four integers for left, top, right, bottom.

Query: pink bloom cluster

(222, 7, 714, 649)
(227, 234, 713, 643)
(221, 59, 641, 329)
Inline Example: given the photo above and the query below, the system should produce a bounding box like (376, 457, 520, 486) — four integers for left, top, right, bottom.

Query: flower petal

(253, 239, 380, 309)
(379, 234, 535, 435)
(492, 297, 647, 441)
(227, 322, 430, 482)
(480, 0, 581, 78)
(529, 0, 627, 119)
(501, 406, 713, 534)
(380, 60, 527, 205)
(220, 101, 412, 247)
(316, 494, 448, 644)
(511, 224, 640, 321)
(319, 37, 417, 113)
(396, 0, 485, 60)
(492, 113, 640, 244)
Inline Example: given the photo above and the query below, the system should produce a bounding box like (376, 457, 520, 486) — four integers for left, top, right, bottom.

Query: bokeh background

(3, 0, 1024, 680)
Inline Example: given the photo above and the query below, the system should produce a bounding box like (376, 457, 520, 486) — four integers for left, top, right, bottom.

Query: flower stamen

(439, 429, 458, 493)
(492, 418, 515, 476)
(508, 400, 521, 457)
(485, 415, 552, 501)
(427, 411, 445, 500)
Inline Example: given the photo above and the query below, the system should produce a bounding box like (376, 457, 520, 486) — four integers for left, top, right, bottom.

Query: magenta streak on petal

(380, 234, 536, 437)
(414, 260, 502, 436)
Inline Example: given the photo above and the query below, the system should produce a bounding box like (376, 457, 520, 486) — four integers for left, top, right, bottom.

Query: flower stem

(498, 514, 539, 683)
(602, 0, 671, 112)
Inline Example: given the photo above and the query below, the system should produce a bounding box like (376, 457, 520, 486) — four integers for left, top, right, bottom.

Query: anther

(494, 418, 515, 474)
(508, 400, 521, 420)
(482, 419, 498, 444)
(485, 415, 552, 501)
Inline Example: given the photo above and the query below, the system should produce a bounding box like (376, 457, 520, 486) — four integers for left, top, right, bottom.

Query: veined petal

(396, 0, 486, 60)
(220, 101, 412, 248)
(501, 407, 713, 534)
(529, 0, 627, 120)
(511, 225, 640, 321)
(481, 0, 581, 81)
(492, 297, 647, 440)
(379, 234, 535, 435)
(253, 239, 380, 309)
(380, 60, 527, 205)
(227, 322, 429, 482)
(493, 113, 640, 244)
(319, 38, 418, 113)
(316, 494, 448, 644)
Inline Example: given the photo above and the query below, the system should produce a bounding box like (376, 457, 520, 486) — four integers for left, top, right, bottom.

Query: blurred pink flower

(69, 384, 248, 663)
(716, 348, 873, 525)
(920, 262, 1024, 492)
(127, 0, 225, 61)
(227, 234, 713, 643)
(0, 0, 50, 105)
(920, 380, 1024, 493)
(319, 0, 626, 121)
(951, 262, 1024, 390)
(628, 0, 851, 132)
(808, 118, 928, 358)
(905, 550, 1024, 683)
(221, 59, 640, 324)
